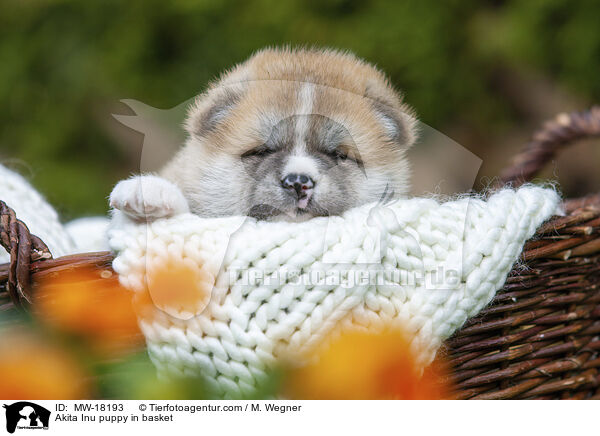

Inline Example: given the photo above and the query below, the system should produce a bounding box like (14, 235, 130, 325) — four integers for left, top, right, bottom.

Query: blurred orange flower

(285, 328, 453, 400)
(0, 329, 89, 399)
(145, 259, 213, 319)
(34, 267, 143, 356)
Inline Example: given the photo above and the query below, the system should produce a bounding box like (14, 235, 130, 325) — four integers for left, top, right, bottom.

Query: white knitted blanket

(0, 164, 110, 263)
(108, 186, 560, 398)
(0, 164, 561, 397)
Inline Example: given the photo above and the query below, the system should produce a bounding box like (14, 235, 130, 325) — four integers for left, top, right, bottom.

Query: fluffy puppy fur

(110, 47, 417, 221)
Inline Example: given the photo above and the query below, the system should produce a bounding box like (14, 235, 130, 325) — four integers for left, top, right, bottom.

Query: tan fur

(160, 47, 418, 219)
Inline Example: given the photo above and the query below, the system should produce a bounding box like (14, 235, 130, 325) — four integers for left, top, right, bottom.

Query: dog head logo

(3, 402, 50, 434)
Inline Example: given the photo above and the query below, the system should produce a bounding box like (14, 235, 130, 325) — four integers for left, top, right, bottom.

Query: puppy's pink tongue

(298, 191, 312, 209)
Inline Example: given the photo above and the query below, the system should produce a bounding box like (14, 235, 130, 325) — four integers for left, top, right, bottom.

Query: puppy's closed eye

(324, 146, 363, 168)
(241, 146, 276, 159)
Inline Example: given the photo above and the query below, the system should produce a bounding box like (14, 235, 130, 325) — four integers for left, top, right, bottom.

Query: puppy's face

(160, 49, 416, 220)
(240, 113, 369, 220)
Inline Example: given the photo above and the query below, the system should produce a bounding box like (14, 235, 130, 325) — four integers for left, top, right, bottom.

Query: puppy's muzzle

(281, 173, 314, 209)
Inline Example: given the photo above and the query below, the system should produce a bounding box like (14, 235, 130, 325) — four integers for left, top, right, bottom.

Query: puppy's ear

(365, 84, 417, 149)
(185, 84, 245, 138)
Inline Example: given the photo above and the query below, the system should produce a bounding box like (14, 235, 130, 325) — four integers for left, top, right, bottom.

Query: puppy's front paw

(109, 175, 189, 221)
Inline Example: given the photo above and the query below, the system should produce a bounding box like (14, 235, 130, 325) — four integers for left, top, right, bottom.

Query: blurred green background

(1, 0, 599, 219)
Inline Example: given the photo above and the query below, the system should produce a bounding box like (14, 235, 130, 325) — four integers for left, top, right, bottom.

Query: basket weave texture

(443, 107, 600, 399)
(1, 108, 599, 399)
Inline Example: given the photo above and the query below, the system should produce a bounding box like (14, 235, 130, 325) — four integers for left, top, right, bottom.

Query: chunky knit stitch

(108, 186, 560, 398)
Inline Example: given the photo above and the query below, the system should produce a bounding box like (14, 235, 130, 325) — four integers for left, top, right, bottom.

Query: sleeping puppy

(110, 47, 417, 222)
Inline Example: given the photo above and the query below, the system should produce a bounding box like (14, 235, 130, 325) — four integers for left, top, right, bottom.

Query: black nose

(281, 173, 314, 196)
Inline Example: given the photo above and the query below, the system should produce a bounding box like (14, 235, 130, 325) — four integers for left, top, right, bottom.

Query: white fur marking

(294, 83, 314, 152)
(283, 155, 319, 181)
(110, 175, 190, 221)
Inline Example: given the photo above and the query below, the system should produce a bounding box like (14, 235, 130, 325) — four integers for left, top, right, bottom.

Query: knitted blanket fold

(108, 186, 561, 398)
(0, 164, 110, 264)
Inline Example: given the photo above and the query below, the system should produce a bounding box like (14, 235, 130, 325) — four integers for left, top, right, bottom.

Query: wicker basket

(1, 108, 599, 399)
(443, 107, 600, 399)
